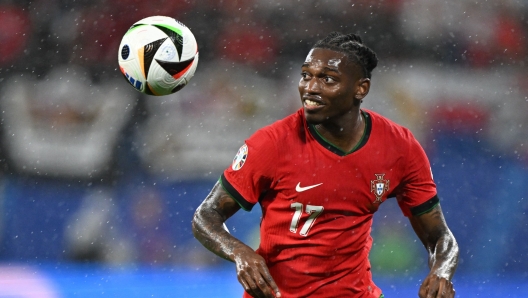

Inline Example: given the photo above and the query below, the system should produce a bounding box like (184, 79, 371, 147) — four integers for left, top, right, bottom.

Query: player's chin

(304, 112, 326, 125)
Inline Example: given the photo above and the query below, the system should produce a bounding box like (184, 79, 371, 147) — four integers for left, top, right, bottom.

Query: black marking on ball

(154, 25, 184, 60)
(121, 45, 130, 60)
(143, 38, 167, 77)
(156, 57, 194, 76)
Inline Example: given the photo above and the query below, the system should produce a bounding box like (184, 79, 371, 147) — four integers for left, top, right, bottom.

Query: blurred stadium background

(0, 0, 527, 297)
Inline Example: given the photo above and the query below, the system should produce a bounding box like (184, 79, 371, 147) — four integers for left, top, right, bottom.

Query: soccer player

(192, 32, 459, 298)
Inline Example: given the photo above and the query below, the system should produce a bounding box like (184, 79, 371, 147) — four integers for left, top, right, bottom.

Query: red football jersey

(222, 108, 438, 298)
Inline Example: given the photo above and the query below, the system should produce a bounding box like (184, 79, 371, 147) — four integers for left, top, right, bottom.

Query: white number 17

(289, 202, 324, 236)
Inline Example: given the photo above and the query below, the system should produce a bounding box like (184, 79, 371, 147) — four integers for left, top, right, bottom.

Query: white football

(118, 16, 199, 96)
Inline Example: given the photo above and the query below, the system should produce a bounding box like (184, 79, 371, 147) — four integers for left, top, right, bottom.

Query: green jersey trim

(410, 195, 440, 216)
(220, 174, 254, 211)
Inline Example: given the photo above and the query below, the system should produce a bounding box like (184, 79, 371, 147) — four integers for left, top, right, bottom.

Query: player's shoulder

(365, 109, 416, 141)
(251, 109, 303, 141)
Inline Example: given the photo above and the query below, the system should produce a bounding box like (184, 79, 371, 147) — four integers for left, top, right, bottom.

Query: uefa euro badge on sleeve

(232, 144, 248, 171)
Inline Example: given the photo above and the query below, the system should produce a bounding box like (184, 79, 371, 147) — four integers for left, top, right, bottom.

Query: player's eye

(300, 72, 310, 80)
(324, 76, 336, 83)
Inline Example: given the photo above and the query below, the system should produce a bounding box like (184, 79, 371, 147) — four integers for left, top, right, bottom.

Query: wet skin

(192, 183, 280, 298)
(410, 205, 459, 298)
(298, 48, 369, 153)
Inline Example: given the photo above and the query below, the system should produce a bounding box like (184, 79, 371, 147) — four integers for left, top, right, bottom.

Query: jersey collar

(308, 110, 372, 156)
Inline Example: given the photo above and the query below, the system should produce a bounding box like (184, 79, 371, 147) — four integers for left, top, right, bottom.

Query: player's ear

(355, 78, 370, 101)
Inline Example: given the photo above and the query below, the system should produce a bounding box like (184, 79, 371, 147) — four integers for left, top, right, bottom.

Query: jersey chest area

(267, 149, 402, 215)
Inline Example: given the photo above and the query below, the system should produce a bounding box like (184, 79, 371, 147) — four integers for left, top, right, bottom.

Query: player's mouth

(303, 97, 324, 111)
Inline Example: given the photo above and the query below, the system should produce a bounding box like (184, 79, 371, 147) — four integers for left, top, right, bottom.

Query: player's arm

(192, 181, 281, 298)
(409, 203, 459, 298)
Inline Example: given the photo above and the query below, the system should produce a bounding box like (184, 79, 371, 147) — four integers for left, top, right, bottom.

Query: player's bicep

(408, 204, 449, 249)
(195, 181, 241, 223)
(192, 182, 247, 262)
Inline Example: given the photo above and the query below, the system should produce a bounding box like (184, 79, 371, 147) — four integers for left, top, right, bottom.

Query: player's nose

(304, 77, 321, 94)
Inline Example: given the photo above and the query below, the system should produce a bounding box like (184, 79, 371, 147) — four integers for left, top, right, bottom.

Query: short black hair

(312, 32, 378, 79)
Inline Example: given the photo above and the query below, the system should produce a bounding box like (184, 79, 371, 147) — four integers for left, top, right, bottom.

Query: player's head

(299, 32, 378, 125)
(311, 32, 378, 80)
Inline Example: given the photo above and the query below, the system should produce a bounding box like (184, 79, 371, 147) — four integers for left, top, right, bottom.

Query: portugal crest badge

(371, 174, 389, 204)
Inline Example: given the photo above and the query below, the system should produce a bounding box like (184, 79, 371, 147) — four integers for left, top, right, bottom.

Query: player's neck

(314, 110, 365, 153)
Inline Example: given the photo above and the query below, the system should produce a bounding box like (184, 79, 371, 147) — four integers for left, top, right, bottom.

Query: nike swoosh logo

(296, 182, 323, 192)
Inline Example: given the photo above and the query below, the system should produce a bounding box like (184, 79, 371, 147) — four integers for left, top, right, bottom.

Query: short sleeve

(395, 135, 438, 217)
(221, 129, 277, 211)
